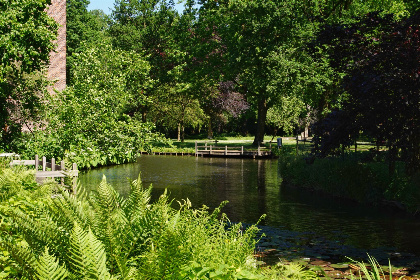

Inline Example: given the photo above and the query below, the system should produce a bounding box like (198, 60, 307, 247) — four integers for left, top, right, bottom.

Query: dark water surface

(79, 155, 420, 258)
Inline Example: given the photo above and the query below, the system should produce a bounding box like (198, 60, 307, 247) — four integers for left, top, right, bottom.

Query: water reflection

(79, 155, 420, 255)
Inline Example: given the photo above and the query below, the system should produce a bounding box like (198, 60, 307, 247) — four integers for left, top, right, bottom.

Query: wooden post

(225, 146, 227, 156)
(51, 158, 55, 171)
(35, 155, 39, 171)
(61, 160, 65, 185)
(210, 145, 212, 155)
(241, 146, 244, 155)
(72, 163, 77, 194)
(42, 156, 46, 171)
(205, 142, 207, 151)
(195, 141, 198, 157)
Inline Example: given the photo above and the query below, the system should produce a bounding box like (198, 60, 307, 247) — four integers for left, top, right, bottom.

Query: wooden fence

(195, 142, 272, 158)
(294, 137, 388, 155)
(9, 155, 78, 193)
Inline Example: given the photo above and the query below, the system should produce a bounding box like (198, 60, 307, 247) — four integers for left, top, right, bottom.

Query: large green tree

(216, 0, 325, 145)
(211, 0, 410, 145)
(109, 0, 209, 140)
(67, 0, 110, 56)
(67, 0, 111, 84)
(109, 0, 181, 120)
(0, 0, 57, 149)
(24, 43, 166, 168)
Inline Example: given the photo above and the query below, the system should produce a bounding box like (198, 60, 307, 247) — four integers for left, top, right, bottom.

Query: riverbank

(147, 136, 297, 155)
(149, 137, 420, 214)
(277, 146, 420, 215)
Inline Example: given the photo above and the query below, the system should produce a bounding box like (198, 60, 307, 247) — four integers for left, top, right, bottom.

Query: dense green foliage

(4, 0, 418, 171)
(66, 0, 111, 83)
(278, 146, 420, 212)
(0, 165, 322, 279)
(0, 0, 57, 150)
(1, 1, 419, 278)
(312, 9, 420, 175)
(17, 43, 168, 169)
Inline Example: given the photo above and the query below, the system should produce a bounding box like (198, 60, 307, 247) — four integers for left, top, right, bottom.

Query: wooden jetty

(7, 155, 78, 192)
(139, 151, 195, 156)
(195, 142, 273, 159)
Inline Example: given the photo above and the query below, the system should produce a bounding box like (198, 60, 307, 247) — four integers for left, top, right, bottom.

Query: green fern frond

(122, 173, 152, 221)
(0, 233, 37, 278)
(73, 180, 87, 202)
(2, 206, 68, 256)
(122, 266, 139, 280)
(68, 222, 111, 279)
(99, 207, 129, 249)
(35, 247, 68, 280)
(85, 227, 111, 279)
(90, 176, 124, 215)
(210, 201, 229, 221)
(0, 167, 36, 201)
(67, 222, 87, 276)
(47, 186, 92, 232)
(167, 211, 181, 232)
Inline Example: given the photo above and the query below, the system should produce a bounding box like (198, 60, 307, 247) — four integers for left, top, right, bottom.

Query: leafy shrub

(15, 43, 170, 169)
(278, 150, 420, 212)
(0, 164, 54, 203)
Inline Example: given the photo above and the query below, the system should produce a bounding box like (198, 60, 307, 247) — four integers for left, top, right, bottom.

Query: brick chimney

(47, 0, 66, 93)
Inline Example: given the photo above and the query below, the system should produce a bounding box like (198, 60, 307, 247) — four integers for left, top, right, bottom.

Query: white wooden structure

(8, 155, 78, 192)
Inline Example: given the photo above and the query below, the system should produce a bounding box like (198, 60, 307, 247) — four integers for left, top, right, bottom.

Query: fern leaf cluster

(35, 248, 67, 280)
(1, 171, 279, 279)
(68, 223, 111, 279)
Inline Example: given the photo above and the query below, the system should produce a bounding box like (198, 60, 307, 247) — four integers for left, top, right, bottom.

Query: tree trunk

(180, 112, 186, 142)
(177, 123, 181, 141)
(253, 98, 268, 146)
(181, 122, 185, 142)
(207, 118, 213, 139)
(271, 128, 278, 142)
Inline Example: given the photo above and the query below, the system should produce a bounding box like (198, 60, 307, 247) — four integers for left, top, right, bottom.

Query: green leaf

(68, 222, 111, 279)
(35, 247, 68, 280)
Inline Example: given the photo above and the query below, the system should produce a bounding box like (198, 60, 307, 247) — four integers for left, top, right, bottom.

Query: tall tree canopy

(312, 10, 420, 175)
(67, 0, 111, 84)
(193, 0, 408, 145)
(0, 0, 57, 149)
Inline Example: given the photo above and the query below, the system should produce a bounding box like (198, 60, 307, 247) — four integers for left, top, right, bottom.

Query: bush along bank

(278, 149, 420, 214)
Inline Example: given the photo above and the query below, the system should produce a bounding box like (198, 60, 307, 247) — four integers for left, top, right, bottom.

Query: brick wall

(47, 0, 66, 93)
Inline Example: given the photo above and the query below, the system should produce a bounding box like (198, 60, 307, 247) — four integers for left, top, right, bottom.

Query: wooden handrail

(10, 155, 78, 193)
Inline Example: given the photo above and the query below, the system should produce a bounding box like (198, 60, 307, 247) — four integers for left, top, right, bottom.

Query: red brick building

(47, 0, 66, 93)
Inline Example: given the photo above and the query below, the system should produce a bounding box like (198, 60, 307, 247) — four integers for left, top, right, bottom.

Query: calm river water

(79, 155, 420, 259)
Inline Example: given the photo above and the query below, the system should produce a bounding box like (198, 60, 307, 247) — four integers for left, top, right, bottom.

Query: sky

(88, 0, 184, 15)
